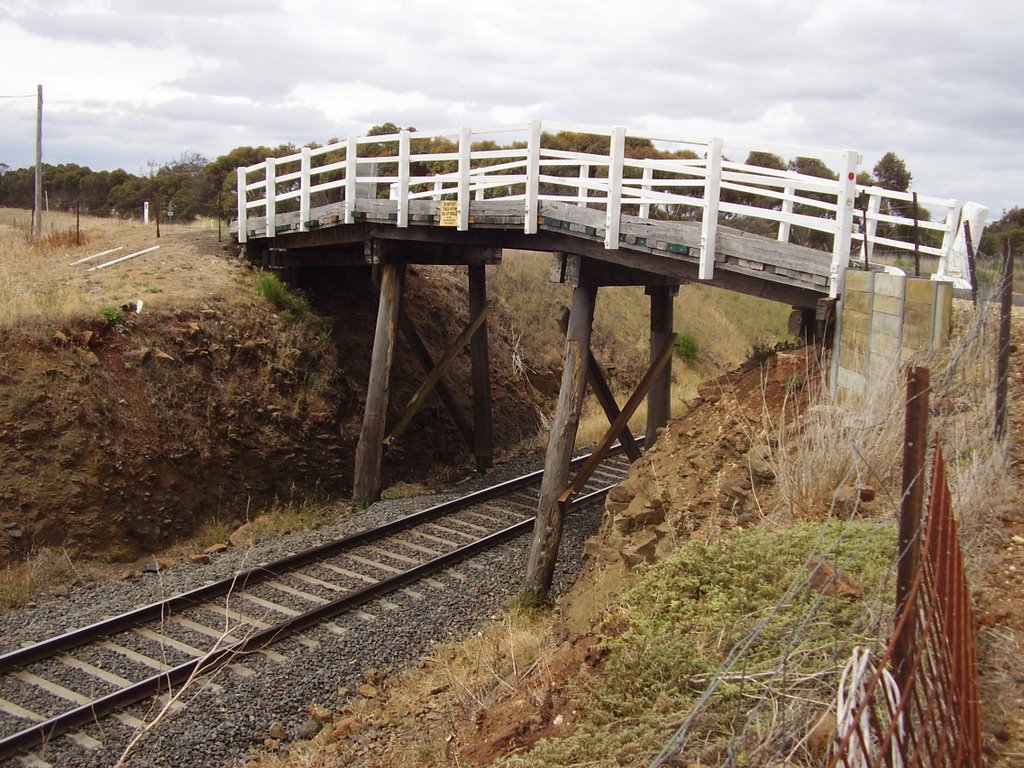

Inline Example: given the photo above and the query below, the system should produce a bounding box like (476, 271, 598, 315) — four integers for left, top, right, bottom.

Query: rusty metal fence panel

(829, 439, 982, 767)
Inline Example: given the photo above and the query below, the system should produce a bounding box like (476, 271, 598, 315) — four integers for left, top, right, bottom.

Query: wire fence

(829, 432, 982, 767)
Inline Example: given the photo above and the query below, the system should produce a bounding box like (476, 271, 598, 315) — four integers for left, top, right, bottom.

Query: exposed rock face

(584, 348, 819, 569)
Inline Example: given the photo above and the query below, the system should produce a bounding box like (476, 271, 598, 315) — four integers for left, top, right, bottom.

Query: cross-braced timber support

(523, 281, 597, 597)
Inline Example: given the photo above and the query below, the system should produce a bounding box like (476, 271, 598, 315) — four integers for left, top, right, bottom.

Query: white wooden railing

(235, 121, 985, 295)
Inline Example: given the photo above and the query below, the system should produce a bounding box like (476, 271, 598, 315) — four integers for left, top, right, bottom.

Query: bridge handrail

(235, 120, 986, 294)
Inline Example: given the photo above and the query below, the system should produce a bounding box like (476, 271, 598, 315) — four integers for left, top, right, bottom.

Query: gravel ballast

(0, 455, 609, 767)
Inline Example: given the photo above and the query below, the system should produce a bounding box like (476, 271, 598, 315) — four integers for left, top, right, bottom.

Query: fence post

(299, 146, 311, 232)
(894, 365, 930, 692)
(458, 126, 471, 230)
(964, 221, 979, 307)
(639, 164, 653, 219)
(699, 137, 723, 280)
(777, 174, 795, 243)
(996, 238, 1014, 439)
(345, 135, 357, 224)
(525, 120, 541, 235)
(604, 126, 625, 249)
(829, 150, 859, 298)
(577, 164, 590, 209)
(397, 129, 410, 227)
(265, 158, 276, 237)
(236, 166, 248, 243)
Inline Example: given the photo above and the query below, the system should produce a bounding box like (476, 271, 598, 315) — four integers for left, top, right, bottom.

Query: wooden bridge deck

(240, 197, 832, 306)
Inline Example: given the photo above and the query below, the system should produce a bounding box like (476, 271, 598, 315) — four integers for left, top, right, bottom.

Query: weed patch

(510, 521, 895, 767)
(257, 273, 310, 315)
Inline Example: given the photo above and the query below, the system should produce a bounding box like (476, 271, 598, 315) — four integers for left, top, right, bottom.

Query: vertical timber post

(995, 239, 1013, 440)
(353, 262, 406, 504)
(469, 263, 493, 471)
(33, 84, 42, 239)
(645, 285, 677, 448)
(524, 281, 597, 598)
(893, 365, 930, 693)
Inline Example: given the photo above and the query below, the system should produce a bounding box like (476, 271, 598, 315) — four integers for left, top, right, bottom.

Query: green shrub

(256, 273, 310, 315)
(101, 305, 124, 325)
(675, 330, 699, 363)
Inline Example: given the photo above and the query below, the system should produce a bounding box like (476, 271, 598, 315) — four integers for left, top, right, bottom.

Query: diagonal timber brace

(557, 308, 642, 463)
(557, 332, 677, 509)
(384, 303, 491, 445)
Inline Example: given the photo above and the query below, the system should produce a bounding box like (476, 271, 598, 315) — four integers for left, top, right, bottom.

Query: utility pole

(33, 84, 43, 239)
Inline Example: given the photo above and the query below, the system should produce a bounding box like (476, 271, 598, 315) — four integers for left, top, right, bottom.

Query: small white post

(829, 150, 859, 298)
(143, 201, 150, 225)
(699, 137, 723, 280)
(777, 175, 796, 242)
(577, 164, 590, 208)
(605, 126, 626, 249)
(458, 126, 471, 230)
(345, 135, 357, 224)
(264, 158, 277, 237)
(236, 166, 248, 243)
(639, 164, 653, 220)
(397, 129, 410, 227)
(433, 175, 444, 200)
(525, 120, 541, 235)
(299, 146, 311, 232)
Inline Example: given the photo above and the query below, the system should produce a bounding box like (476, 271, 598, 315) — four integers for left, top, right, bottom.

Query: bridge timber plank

(238, 197, 834, 305)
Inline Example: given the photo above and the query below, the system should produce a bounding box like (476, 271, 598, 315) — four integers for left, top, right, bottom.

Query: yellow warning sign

(439, 200, 458, 227)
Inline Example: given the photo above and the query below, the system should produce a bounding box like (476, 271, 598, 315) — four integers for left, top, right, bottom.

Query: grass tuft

(256, 273, 310, 315)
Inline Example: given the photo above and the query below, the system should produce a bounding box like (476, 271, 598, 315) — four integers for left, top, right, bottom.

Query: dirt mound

(0, 226, 544, 565)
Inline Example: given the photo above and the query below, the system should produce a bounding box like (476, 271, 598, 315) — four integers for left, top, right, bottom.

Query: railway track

(0, 447, 633, 765)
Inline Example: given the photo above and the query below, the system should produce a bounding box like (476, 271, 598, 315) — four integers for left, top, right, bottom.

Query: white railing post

(830, 150, 859, 298)
(699, 137, 723, 280)
(577, 164, 590, 208)
(525, 120, 541, 235)
(299, 146, 311, 232)
(777, 174, 796, 242)
(397, 129, 410, 227)
(345, 135, 357, 223)
(639, 164, 653, 220)
(937, 200, 962, 276)
(605, 126, 625, 249)
(862, 191, 881, 262)
(458, 126, 471, 230)
(236, 165, 248, 243)
(265, 158, 276, 237)
(943, 201, 987, 288)
(433, 175, 443, 200)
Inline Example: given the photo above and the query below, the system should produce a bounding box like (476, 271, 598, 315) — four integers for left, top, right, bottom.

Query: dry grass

(758, 295, 1014, 539)
(0, 207, 227, 331)
(0, 548, 91, 611)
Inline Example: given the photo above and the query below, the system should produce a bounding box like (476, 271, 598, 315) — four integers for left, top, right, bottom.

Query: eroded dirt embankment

(0, 233, 544, 566)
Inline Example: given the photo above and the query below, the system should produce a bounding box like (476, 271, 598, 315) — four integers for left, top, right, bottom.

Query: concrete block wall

(834, 271, 954, 404)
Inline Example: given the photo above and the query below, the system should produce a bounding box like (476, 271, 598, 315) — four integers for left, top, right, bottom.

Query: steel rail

(0, 448, 631, 761)
(0, 444, 624, 674)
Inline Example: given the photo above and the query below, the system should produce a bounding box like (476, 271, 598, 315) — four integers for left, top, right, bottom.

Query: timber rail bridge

(232, 120, 985, 594)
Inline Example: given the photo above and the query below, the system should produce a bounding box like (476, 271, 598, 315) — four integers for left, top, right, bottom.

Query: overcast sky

(0, 0, 1019, 220)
